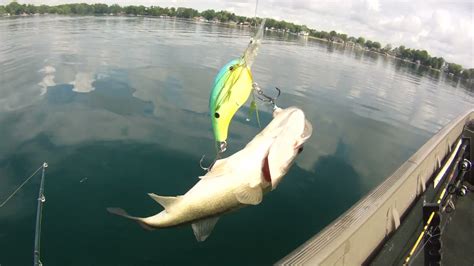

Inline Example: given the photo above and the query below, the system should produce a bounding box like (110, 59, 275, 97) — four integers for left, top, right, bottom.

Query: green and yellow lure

(209, 19, 266, 152)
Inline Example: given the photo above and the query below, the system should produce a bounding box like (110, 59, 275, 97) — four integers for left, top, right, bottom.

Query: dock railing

(277, 109, 474, 265)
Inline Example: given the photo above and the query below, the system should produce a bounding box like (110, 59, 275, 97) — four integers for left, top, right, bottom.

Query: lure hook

(199, 148, 224, 172)
(199, 155, 213, 172)
(252, 83, 281, 109)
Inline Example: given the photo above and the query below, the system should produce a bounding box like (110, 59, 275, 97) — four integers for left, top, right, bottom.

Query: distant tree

(56, 5, 72, 14)
(25, 4, 36, 14)
(2, 1, 469, 79)
(161, 7, 171, 16)
(168, 7, 176, 16)
(399, 46, 413, 60)
(372, 41, 381, 49)
(435, 57, 445, 69)
(201, 9, 215, 20)
(227, 11, 236, 22)
(182, 7, 199, 18)
(382, 44, 392, 53)
(149, 6, 165, 16)
(6, 1, 25, 15)
(265, 18, 275, 27)
(109, 4, 122, 14)
(339, 33, 348, 42)
(37, 5, 49, 14)
(293, 24, 303, 33)
(365, 40, 373, 48)
(47, 6, 57, 13)
(461, 68, 474, 80)
(398, 45, 406, 54)
(447, 63, 463, 76)
(124, 5, 138, 15)
(429, 57, 440, 69)
(235, 15, 246, 23)
(93, 3, 108, 14)
(215, 10, 234, 22)
(137, 5, 147, 15)
(319, 31, 330, 40)
(347, 36, 357, 42)
(413, 49, 430, 65)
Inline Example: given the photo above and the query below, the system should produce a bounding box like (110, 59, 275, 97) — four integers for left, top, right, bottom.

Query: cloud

(379, 15, 423, 34)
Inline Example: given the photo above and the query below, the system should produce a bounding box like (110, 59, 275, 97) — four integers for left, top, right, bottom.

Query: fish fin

(106, 208, 155, 231)
(249, 177, 261, 188)
(137, 221, 155, 231)
(192, 217, 220, 242)
(107, 207, 139, 220)
(147, 193, 181, 211)
(234, 185, 263, 205)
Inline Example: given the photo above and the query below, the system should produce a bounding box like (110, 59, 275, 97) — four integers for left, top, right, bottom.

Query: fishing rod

(34, 162, 48, 266)
(0, 162, 48, 266)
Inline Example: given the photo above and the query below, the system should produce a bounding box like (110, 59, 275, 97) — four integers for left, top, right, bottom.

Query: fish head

(209, 59, 253, 151)
(263, 107, 313, 190)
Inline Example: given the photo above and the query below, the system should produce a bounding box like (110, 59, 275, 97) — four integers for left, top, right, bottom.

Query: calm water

(0, 16, 472, 265)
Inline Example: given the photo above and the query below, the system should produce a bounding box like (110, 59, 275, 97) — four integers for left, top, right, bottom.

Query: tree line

(0, 1, 472, 81)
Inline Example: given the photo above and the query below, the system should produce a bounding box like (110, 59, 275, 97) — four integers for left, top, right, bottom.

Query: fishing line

(254, 0, 259, 20)
(0, 165, 43, 208)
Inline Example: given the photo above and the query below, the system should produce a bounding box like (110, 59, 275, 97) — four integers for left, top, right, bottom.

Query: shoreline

(1, 13, 471, 82)
(1, 2, 472, 76)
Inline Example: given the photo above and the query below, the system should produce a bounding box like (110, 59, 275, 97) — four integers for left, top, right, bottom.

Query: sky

(3, 0, 473, 68)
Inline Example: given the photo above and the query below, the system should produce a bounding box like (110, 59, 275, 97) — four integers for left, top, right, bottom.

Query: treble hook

(199, 144, 225, 172)
(252, 83, 281, 109)
(199, 155, 215, 172)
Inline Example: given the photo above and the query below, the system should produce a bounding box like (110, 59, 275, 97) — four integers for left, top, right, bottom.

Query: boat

(277, 109, 474, 265)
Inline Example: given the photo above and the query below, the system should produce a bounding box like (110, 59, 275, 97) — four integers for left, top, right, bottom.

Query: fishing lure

(209, 19, 266, 153)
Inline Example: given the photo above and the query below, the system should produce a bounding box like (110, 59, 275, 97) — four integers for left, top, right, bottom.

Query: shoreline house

(298, 31, 309, 36)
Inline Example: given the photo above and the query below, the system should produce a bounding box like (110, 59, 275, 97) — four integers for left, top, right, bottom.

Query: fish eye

(214, 112, 220, 118)
(298, 146, 304, 154)
(229, 66, 234, 71)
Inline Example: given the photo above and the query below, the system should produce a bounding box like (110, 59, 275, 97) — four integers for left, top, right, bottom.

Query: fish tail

(106, 207, 155, 231)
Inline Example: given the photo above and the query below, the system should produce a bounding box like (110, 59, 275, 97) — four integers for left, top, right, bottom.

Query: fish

(107, 106, 312, 242)
(209, 19, 266, 152)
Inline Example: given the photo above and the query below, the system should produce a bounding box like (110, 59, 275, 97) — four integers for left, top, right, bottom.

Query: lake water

(0, 16, 472, 265)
